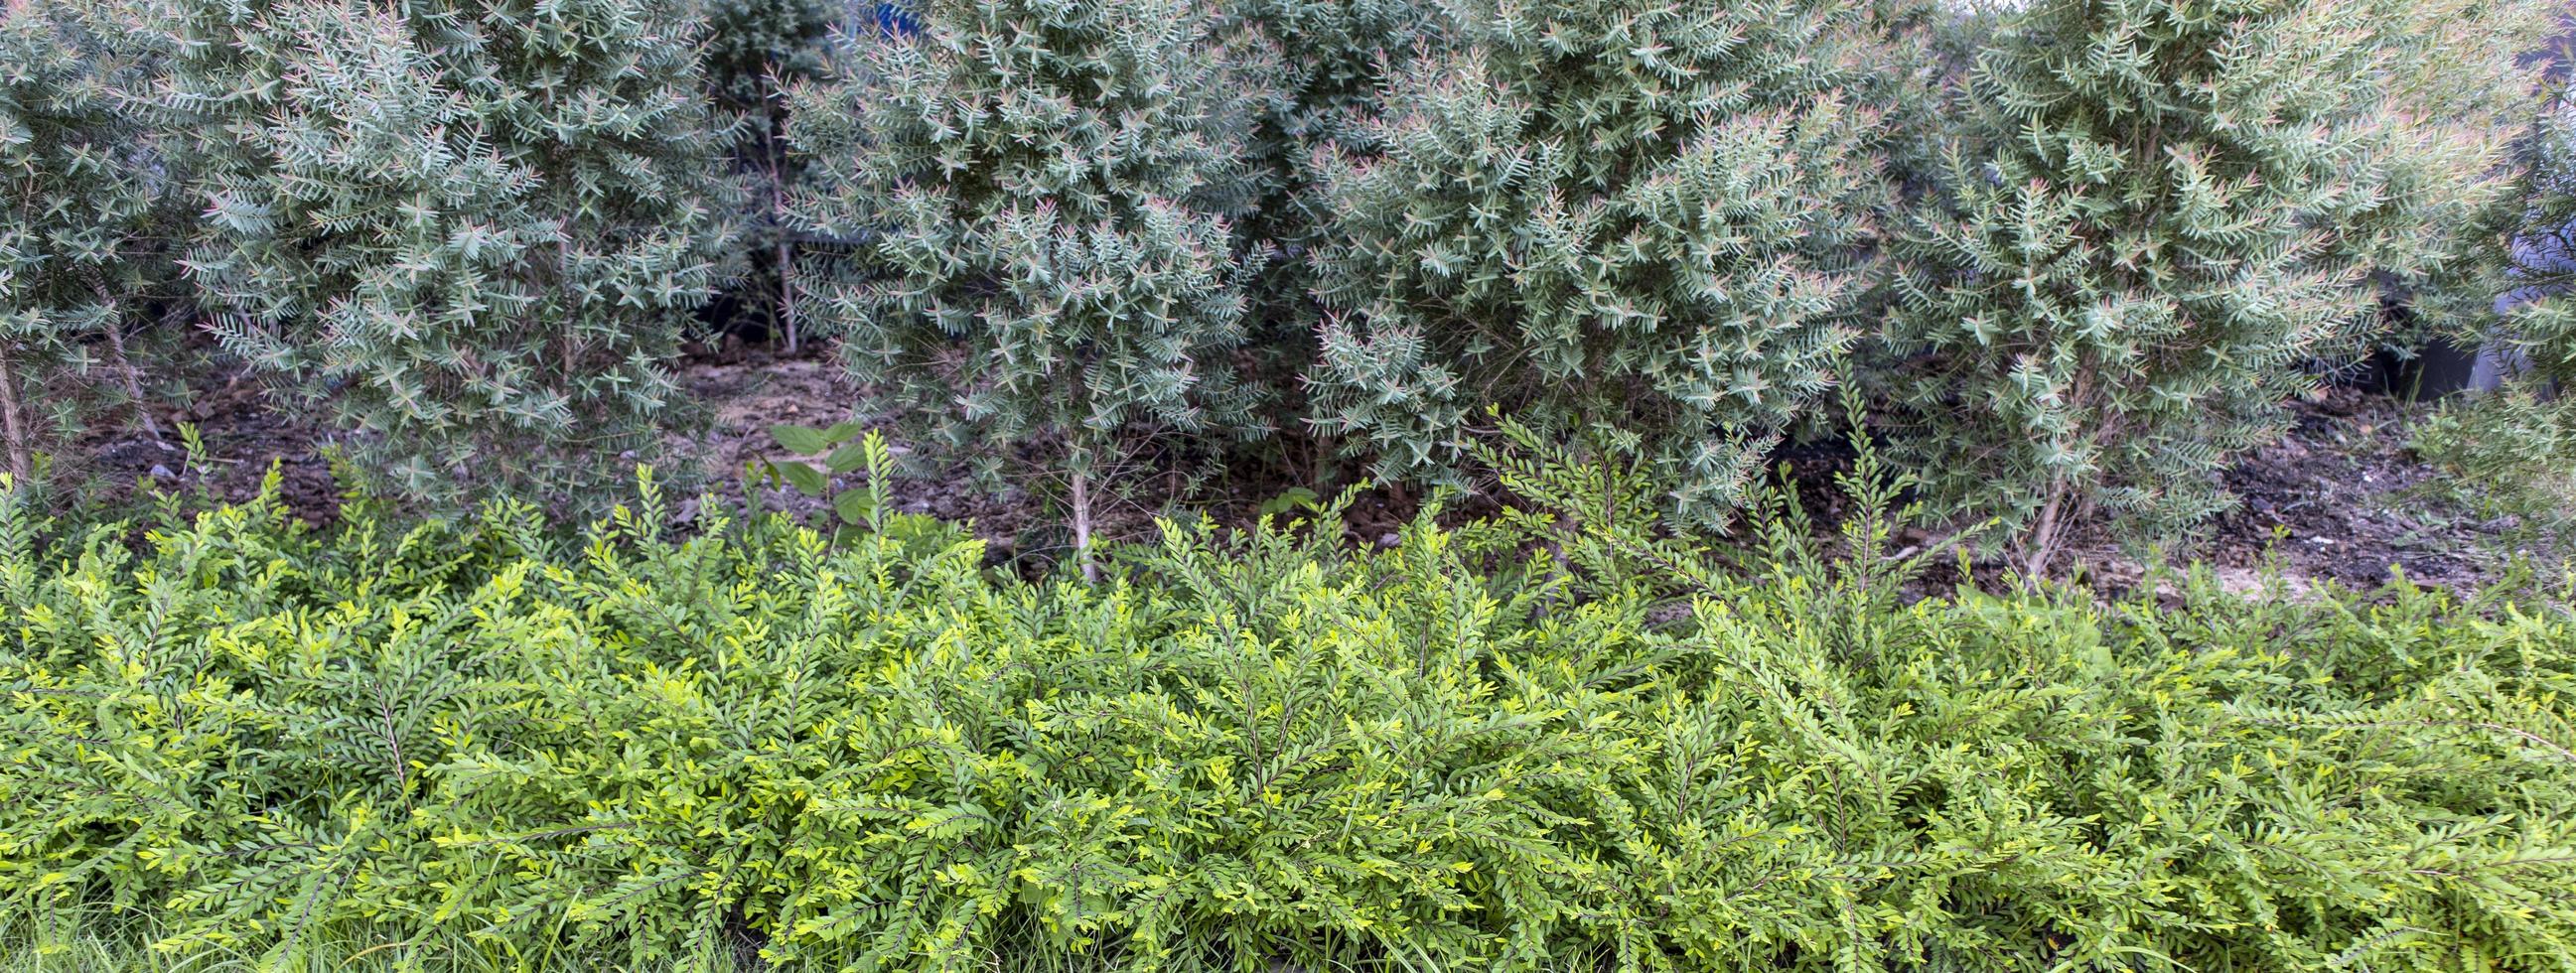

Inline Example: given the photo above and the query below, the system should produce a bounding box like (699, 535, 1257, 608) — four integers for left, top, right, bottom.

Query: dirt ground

(76, 369, 344, 524)
(1997, 385, 2538, 600)
(68, 355, 2546, 598)
(2199, 387, 2533, 593)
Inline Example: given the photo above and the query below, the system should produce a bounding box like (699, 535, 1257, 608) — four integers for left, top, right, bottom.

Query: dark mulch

(2199, 387, 2522, 593)
(55, 354, 2550, 598)
(76, 371, 341, 524)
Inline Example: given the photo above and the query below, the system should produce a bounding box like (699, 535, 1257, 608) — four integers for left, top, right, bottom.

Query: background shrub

(2505, 88, 2576, 382)
(158, 0, 734, 507)
(4, 459, 2573, 970)
(784, 0, 1281, 579)
(0, 0, 177, 489)
(1305, 0, 1900, 525)
(1220, 0, 1446, 445)
(2411, 84, 2576, 549)
(1882, 0, 2557, 574)
(695, 0, 838, 353)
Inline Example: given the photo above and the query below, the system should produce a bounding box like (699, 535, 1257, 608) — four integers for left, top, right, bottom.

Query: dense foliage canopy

(158, 0, 732, 505)
(4, 461, 2574, 971)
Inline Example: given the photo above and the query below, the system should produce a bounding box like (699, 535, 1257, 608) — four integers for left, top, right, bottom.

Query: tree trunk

(2021, 482, 2067, 583)
(1070, 465, 1098, 585)
(777, 235, 798, 355)
(770, 127, 799, 354)
(0, 343, 31, 486)
(92, 281, 165, 444)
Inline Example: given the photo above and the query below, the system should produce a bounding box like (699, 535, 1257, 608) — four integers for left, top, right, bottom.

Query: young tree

(2366, 0, 2565, 339)
(160, 0, 732, 506)
(2404, 87, 2576, 541)
(1884, 0, 2556, 574)
(2506, 88, 2576, 376)
(0, 0, 173, 487)
(786, 0, 1277, 580)
(698, 0, 839, 353)
(1305, 0, 1898, 526)
(1220, 0, 1445, 403)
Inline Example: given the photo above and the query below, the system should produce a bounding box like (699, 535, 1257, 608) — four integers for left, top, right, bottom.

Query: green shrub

(694, 0, 835, 353)
(0, 0, 177, 488)
(1305, 0, 1901, 525)
(698, 0, 834, 120)
(2505, 87, 2576, 382)
(1882, 0, 2557, 574)
(783, 0, 1280, 579)
(5, 452, 2575, 971)
(2358, 0, 2570, 348)
(2410, 384, 2576, 551)
(2408, 87, 2576, 554)
(156, 0, 734, 507)
(1220, 0, 1446, 419)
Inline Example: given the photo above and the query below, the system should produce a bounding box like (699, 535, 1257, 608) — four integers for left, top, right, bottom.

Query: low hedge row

(2, 472, 2574, 971)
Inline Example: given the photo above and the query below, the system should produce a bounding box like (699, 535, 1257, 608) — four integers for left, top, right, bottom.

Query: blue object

(867, 1, 919, 37)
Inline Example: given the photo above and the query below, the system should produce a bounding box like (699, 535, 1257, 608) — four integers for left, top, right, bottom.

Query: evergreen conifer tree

(2363, 0, 2563, 340)
(1305, 0, 1897, 525)
(0, 0, 174, 488)
(2507, 88, 2576, 375)
(158, 0, 732, 505)
(1884, 0, 2555, 573)
(785, 0, 1277, 580)
(1222, 0, 1444, 414)
(698, 0, 837, 352)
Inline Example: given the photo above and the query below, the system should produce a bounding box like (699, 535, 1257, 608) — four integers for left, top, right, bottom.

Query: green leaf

(770, 425, 831, 456)
(822, 421, 869, 443)
(1259, 486, 1322, 517)
(823, 441, 871, 475)
(774, 460, 828, 496)
(832, 487, 876, 526)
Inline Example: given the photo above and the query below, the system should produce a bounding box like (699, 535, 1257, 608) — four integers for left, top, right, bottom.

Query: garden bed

(72, 355, 2540, 598)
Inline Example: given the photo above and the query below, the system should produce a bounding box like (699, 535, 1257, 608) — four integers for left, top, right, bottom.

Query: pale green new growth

(2, 451, 2573, 970)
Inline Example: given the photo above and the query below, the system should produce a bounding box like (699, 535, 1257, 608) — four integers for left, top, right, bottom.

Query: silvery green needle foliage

(0, 0, 172, 487)
(1220, 0, 1446, 401)
(696, 0, 835, 351)
(2506, 88, 2576, 382)
(700, 0, 834, 119)
(785, 0, 1278, 578)
(2405, 86, 2576, 543)
(1884, 0, 2556, 574)
(1304, 0, 1898, 527)
(2358, 0, 2564, 343)
(159, 0, 733, 507)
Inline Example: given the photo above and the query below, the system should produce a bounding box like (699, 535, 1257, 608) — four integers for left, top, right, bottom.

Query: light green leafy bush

(2411, 384, 2576, 552)
(5, 451, 2576, 971)
(155, 0, 734, 507)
